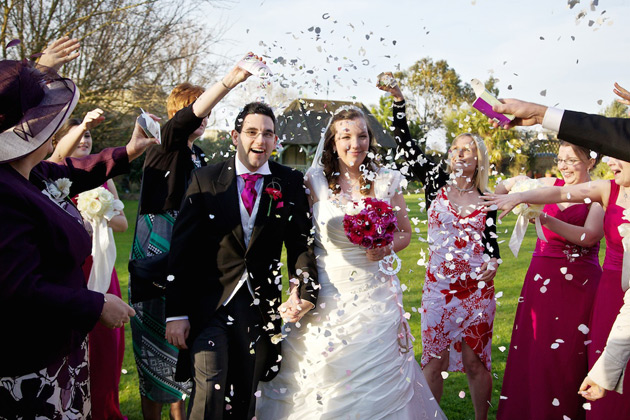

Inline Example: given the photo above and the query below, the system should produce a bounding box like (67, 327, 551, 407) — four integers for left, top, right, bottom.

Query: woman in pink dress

(495, 142, 604, 420)
(485, 155, 630, 420)
(51, 112, 129, 420)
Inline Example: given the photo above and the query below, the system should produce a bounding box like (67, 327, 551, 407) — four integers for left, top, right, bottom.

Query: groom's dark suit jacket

(166, 157, 318, 381)
(559, 110, 630, 162)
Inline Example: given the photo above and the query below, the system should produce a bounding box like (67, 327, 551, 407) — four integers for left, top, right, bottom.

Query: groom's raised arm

(284, 169, 319, 306)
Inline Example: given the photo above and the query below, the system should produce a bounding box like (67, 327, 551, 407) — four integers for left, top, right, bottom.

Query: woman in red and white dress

(378, 74, 500, 420)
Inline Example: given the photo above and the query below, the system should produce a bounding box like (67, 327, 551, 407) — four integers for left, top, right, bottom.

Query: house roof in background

(276, 98, 397, 148)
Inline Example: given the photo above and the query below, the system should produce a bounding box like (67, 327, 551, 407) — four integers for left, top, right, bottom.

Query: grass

(113, 195, 550, 419)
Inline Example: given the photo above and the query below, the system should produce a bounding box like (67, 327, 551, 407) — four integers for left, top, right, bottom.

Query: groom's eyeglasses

(242, 129, 275, 140)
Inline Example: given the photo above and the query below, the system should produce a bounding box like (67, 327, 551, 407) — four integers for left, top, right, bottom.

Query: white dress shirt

(166, 157, 271, 323)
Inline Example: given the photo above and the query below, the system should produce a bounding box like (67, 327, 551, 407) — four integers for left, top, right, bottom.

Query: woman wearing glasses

(495, 141, 604, 420)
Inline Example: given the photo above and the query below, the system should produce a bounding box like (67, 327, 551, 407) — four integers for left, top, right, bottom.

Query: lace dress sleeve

(373, 168, 405, 200)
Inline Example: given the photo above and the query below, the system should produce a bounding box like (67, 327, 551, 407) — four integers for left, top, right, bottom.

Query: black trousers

(187, 287, 270, 420)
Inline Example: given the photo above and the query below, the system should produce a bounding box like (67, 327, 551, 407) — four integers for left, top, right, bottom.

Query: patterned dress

(421, 188, 495, 371)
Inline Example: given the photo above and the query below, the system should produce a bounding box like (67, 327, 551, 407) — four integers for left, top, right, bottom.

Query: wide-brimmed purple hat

(0, 60, 79, 163)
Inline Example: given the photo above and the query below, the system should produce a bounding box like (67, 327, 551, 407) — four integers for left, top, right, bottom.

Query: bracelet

(221, 80, 232, 90)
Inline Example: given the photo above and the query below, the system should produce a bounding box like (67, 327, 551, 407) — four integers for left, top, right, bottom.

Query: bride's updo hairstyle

(321, 106, 378, 196)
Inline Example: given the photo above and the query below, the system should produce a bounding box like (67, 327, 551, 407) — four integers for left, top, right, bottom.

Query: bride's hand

(366, 244, 392, 262)
(279, 292, 315, 323)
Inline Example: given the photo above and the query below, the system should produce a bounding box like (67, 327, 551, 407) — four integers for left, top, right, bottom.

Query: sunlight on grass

(114, 195, 569, 419)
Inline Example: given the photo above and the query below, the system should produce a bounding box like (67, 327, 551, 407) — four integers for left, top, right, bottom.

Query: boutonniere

(264, 179, 283, 216)
(42, 177, 72, 205)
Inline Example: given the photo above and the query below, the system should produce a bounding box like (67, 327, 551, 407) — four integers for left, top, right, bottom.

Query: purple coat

(0, 147, 129, 376)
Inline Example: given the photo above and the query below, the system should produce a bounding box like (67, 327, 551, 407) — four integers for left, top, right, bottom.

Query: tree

(395, 57, 474, 138)
(602, 100, 629, 118)
(2, 0, 227, 185)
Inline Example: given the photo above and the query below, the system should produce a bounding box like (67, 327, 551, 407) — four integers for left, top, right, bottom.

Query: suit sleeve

(559, 110, 630, 162)
(166, 170, 209, 318)
(284, 171, 319, 305)
(588, 287, 630, 393)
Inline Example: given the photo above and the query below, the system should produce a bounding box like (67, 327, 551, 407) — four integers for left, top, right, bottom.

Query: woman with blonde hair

(378, 73, 500, 420)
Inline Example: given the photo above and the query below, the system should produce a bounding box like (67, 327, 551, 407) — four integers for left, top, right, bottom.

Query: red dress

(586, 180, 630, 419)
(498, 179, 602, 420)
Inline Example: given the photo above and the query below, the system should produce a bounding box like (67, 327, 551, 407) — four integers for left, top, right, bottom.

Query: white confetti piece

(552, 398, 560, 406)
(167, 275, 175, 281)
(121, 369, 128, 374)
(459, 391, 466, 398)
(498, 346, 506, 352)
(565, 274, 574, 280)
(551, 343, 559, 349)
(560, 267, 568, 274)
(441, 371, 449, 379)
(254, 390, 261, 398)
(578, 324, 590, 334)
(540, 286, 548, 293)
(583, 402, 591, 410)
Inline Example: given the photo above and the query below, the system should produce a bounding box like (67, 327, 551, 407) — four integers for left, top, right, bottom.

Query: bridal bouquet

(508, 178, 547, 258)
(343, 197, 397, 249)
(76, 187, 124, 294)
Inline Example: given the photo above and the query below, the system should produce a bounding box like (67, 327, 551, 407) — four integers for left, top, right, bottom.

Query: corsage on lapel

(264, 178, 283, 217)
(42, 177, 72, 206)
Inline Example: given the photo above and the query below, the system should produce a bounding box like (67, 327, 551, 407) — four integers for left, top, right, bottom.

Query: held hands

(37, 36, 80, 72)
(579, 376, 608, 401)
(490, 98, 548, 129)
(125, 114, 161, 162)
(99, 293, 136, 329)
(166, 319, 190, 350)
(279, 289, 315, 323)
(375, 72, 404, 102)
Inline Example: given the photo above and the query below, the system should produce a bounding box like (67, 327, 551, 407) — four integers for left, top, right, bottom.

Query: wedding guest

(130, 55, 260, 420)
(491, 83, 630, 399)
(50, 112, 129, 420)
(495, 142, 604, 420)
(377, 73, 500, 420)
(257, 105, 445, 419)
(484, 156, 630, 419)
(0, 55, 154, 418)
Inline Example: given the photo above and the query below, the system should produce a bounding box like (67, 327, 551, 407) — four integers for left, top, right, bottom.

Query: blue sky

(203, 0, 630, 132)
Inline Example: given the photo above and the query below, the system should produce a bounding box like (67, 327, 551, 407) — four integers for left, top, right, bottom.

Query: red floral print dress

(420, 188, 495, 371)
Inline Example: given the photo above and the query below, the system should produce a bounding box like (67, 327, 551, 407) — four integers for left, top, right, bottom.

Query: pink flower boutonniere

(265, 181, 283, 216)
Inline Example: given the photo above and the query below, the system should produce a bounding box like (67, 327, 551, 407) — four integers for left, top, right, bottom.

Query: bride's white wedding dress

(256, 167, 446, 419)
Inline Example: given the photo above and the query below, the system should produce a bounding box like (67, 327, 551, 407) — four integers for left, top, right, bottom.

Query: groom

(165, 102, 318, 419)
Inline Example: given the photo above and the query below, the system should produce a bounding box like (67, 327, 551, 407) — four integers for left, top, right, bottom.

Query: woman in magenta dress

(51, 113, 129, 420)
(495, 142, 604, 420)
(485, 155, 630, 420)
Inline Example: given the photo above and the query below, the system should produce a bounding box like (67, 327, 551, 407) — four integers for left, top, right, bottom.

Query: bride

(256, 106, 446, 419)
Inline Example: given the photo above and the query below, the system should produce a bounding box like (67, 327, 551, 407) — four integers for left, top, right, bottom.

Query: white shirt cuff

(166, 316, 189, 323)
(542, 107, 564, 132)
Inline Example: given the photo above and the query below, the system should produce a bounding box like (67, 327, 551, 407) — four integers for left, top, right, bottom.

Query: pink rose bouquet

(343, 197, 397, 249)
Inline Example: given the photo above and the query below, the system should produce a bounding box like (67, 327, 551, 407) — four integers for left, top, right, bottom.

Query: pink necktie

(240, 173, 262, 215)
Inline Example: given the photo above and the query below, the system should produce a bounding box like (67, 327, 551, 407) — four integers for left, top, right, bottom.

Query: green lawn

(113, 195, 554, 419)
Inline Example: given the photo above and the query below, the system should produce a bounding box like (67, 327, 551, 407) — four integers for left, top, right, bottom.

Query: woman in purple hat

(0, 39, 156, 418)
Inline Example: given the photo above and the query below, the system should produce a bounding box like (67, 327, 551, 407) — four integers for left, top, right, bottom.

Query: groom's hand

(279, 293, 315, 323)
(166, 319, 190, 350)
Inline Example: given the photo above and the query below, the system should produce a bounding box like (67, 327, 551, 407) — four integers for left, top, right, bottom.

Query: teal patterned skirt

(129, 210, 191, 403)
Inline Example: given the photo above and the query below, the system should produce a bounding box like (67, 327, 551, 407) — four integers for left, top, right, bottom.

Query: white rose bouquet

(76, 186, 124, 293)
(508, 178, 548, 258)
